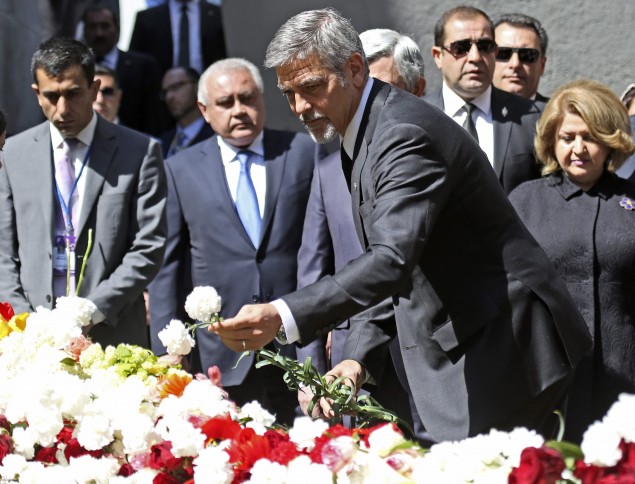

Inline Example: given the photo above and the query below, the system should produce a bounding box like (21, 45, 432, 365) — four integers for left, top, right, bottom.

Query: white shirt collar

(342, 78, 374, 159)
(442, 82, 492, 117)
(217, 130, 265, 165)
(50, 112, 98, 149)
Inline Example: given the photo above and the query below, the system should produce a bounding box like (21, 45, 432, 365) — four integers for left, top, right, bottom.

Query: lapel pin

(501, 106, 508, 118)
(620, 197, 635, 210)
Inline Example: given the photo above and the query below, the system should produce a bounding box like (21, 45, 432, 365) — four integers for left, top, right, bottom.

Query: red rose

(63, 437, 102, 461)
(118, 463, 135, 476)
(508, 446, 565, 484)
(207, 366, 222, 387)
(153, 471, 181, 484)
(34, 446, 58, 464)
(269, 440, 301, 466)
(0, 415, 11, 434)
(150, 442, 182, 471)
(0, 302, 14, 321)
(0, 433, 14, 465)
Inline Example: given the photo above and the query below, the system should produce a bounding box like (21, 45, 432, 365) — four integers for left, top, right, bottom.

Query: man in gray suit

(428, 6, 542, 195)
(213, 8, 592, 442)
(296, 28, 427, 437)
(149, 58, 315, 426)
(0, 37, 167, 348)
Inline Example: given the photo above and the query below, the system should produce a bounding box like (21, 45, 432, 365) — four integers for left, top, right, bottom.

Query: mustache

(299, 112, 327, 123)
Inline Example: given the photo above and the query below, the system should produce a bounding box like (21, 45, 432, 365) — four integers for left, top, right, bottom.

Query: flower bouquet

(1, 289, 635, 483)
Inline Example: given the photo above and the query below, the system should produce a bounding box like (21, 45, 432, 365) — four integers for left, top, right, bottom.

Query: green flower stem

(253, 348, 415, 437)
(75, 229, 93, 296)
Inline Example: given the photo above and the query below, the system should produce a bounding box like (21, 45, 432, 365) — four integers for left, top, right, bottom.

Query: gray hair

(360, 28, 424, 93)
(264, 8, 368, 81)
(198, 58, 264, 105)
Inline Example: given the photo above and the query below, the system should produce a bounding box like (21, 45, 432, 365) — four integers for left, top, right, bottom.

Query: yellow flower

(8, 313, 28, 332)
(0, 319, 9, 339)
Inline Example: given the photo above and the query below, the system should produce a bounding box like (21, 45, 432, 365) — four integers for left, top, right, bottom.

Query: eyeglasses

(442, 38, 497, 57)
(496, 47, 541, 64)
(98, 87, 117, 97)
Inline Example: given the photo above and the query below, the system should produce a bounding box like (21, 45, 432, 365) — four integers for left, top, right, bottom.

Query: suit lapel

(77, 118, 116, 238)
(491, 88, 512, 177)
(32, 124, 56, 237)
(262, 130, 285, 246)
(350, 81, 389, 244)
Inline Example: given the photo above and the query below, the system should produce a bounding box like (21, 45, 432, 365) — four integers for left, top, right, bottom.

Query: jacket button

(252, 295, 260, 303)
(353, 182, 358, 190)
(46, 295, 51, 302)
(315, 329, 322, 337)
(256, 256, 264, 263)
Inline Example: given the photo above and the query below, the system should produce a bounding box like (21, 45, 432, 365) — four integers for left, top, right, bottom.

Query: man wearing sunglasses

(93, 65, 122, 125)
(493, 14, 548, 106)
(429, 6, 542, 195)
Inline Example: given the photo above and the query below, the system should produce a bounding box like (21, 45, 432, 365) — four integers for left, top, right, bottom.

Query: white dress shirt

(442, 83, 495, 166)
(217, 132, 266, 218)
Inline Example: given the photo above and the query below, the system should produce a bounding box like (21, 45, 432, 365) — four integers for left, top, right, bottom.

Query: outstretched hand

(209, 303, 281, 352)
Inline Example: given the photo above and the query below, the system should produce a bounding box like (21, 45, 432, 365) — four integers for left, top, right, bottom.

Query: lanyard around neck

(54, 144, 92, 234)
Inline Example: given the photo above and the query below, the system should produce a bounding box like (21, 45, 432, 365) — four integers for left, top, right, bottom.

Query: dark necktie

(341, 146, 353, 192)
(235, 150, 261, 247)
(177, 2, 190, 67)
(462, 103, 479, 144)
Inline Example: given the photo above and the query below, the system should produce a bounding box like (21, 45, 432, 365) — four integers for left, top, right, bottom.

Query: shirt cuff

(270, 299, 300, 344)
(91, 306, 106, 325)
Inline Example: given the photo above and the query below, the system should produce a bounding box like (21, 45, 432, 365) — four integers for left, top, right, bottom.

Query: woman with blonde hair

(509, 78, 635, 442)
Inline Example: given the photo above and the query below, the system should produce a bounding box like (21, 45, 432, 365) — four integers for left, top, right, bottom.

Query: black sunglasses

(442, 38, 497, 57)
(496, 47, 541, 64)
(99, 87, 117, 97)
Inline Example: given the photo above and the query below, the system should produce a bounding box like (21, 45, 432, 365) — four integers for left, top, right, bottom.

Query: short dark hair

(82, 3, 120, 30)
(494, 13, 548, 55)
(31, 37, 95, 86)
(179, 66, 201, 84)
(0, 108, 6, 134)
(434, 6, 494, 47)
(94, 63, 119, 88)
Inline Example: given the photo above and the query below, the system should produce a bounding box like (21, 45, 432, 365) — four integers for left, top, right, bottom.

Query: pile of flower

(1, 293, 635, 483)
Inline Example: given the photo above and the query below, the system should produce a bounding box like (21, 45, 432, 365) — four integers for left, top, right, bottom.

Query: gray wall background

(222, 0, 635, 132)
(1, 0, 633, 134)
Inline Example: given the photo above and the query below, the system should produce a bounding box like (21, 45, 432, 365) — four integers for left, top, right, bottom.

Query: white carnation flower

(54, 296, 97, 327)
(158, 319, 196, 356)
(240, 401, 276, 434)
(288, 417, 329, 451)
(0, 454, 29, 481)
(286, 456, 333, 484)
(68, 455, 120, 484)
(581, 420, 622, 466)
(185, 286, 222, 322)
(367, 423, 406, 457)
(193, 446, 233, 484)
(247, 459, 288, 483)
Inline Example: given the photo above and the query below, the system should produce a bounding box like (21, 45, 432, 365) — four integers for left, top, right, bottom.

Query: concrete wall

(222, 0, 635, 132)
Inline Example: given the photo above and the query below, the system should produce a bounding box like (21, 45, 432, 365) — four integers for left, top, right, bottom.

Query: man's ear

(413, 77, 427, 97)
(431, 46, 443, 70)
(198, 101, 210, 122)
(347, 52, 367, 88)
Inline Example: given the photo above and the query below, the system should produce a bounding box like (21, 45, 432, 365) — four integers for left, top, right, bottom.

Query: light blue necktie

(235, 150, 261, 246)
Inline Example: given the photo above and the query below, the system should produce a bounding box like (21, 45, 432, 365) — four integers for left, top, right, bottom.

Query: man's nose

(467, 42, 483, 62)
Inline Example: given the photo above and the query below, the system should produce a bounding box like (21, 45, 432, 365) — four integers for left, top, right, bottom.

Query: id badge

(53, 232, 67, 274)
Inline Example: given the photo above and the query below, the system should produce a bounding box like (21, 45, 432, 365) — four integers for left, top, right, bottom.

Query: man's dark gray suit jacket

(426, 86, 541, 194)
(282, 80, 592, 442)
(149, 129, 315, 386)
(0, 118, 167, 347)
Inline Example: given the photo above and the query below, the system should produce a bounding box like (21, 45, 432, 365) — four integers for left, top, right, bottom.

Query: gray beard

(302, 120, 339, 144)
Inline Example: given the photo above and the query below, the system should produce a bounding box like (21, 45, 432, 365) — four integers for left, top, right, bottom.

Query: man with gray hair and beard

(296, 27, 428, 439)
(212, 8, 591, 442)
